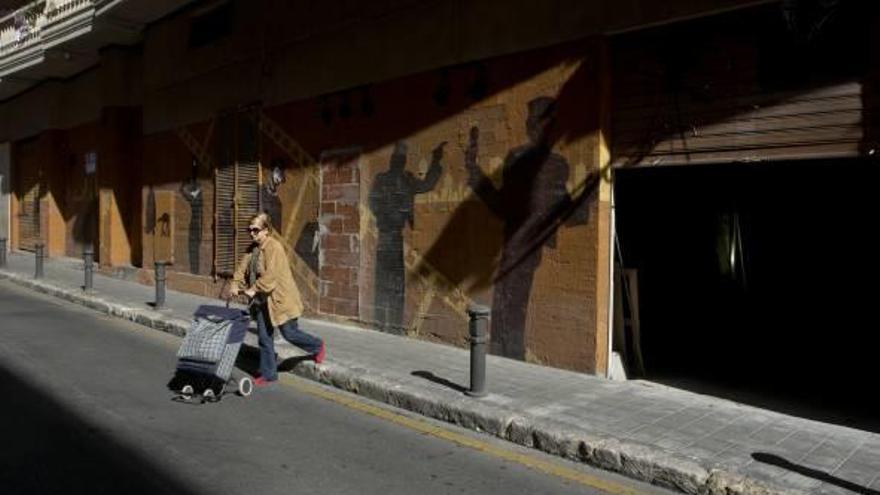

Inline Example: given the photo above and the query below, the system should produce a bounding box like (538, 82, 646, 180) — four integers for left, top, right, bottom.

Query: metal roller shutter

(611, 5, 869, 167)
(214, 109, 261, 276)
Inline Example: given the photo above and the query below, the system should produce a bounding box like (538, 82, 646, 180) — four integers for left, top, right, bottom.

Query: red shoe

(253, 376, 275, 386)
(313, 343, 326, 364)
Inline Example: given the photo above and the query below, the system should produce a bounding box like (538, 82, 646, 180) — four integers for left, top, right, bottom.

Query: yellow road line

(278, 375, 648, 495)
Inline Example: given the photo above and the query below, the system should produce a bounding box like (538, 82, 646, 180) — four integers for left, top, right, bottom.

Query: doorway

(614, 158, 880, 430)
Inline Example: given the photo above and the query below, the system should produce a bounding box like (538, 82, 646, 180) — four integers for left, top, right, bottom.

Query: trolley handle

(218, 278, 258, 310)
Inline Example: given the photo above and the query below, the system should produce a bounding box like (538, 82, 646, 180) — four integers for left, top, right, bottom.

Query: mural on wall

(261, 156, 321, 273)
(261, 158, 286, 230)
(369, 141, 445, 333)
(157, 212, 171, 237)
(257, 111, 323, 305)
(465, 97, 589, 359)
(145, 186, 157, 235)
(180, 158, 204, 274)
(294, 221, 320, 274)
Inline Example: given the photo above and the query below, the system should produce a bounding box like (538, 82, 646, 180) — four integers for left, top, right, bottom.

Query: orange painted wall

(139, 40, 608, 372)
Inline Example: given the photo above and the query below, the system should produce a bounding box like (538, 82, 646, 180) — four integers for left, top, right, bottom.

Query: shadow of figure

(276, 355, 312, 372)
(368, 141, 444, 333)
(180, 159, 203, 274)
(752, 453, 880, 495)
(411, 370, 468, 393)
(72, 174, 97, 257)
(157, 213, 171, 238)
(144, 185, 156, 235)
(465, 97, 589, 360)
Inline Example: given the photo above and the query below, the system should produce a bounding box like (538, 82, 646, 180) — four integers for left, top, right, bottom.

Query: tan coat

(233, 235, 304, 326)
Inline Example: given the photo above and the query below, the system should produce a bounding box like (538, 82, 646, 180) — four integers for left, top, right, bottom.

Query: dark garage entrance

(614, 158, 880, 431)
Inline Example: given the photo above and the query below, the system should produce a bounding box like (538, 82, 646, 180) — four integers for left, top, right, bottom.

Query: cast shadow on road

(165, 344, 258, 395)
(411, 370, 468, 394)
(0, 363, 203, 495)
(234, 342, 312, 374)
(163, 335, 311, 397)
(752, 453, 879, 495)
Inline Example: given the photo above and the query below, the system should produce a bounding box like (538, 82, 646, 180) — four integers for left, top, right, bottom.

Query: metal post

(34, 243, 44, 279)
(154, 261, 167, 309)
(0, 238, 6, 268)
(83, 247, 94, 291)
(466, 304, 490, 397)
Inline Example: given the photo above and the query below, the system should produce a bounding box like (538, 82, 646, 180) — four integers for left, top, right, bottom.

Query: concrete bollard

(154, 261, 167, 309)
(465, 304, 491, 398)
(34, 243, 45, 279)
(83, 247, 94, 291)
(0, 238, 6, 268)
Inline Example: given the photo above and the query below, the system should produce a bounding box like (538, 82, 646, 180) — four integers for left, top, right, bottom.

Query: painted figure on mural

(369, 141, 445, 333)
(261, 158, 286, 232)
(180, 158, 203, 274)
(465, 96, 588, 360)
(294, 221, 320, 275)
(145, 185, 157, 235)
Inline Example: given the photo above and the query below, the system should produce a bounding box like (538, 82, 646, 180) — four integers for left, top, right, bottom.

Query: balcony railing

(0, 0, 96, 56)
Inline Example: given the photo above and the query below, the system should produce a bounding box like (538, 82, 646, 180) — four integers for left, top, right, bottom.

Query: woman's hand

(228, 285, 240, 297)
(244, 288, 257, 299)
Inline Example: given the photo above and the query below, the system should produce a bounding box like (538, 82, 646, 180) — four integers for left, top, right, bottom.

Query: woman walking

(230, 212, 325, 385)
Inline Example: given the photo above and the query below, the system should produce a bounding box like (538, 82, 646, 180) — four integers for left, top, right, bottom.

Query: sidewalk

(1, 251, 878, 495)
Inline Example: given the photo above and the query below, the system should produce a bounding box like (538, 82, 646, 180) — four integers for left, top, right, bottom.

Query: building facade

(2, 0, 877, 406)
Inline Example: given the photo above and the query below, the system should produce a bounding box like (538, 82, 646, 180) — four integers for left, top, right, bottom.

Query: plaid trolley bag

(170, 304, 253, 401)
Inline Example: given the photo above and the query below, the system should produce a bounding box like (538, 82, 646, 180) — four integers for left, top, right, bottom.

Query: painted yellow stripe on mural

(361, 207, 472, 323)
(403, 244, 471, 318)
(279, 375, 648, 495)
(252, 112, 323, 301)
(258, 113, 319, 173)
(409, 272, 438, 335)
(255, 112, 473, 325)
(256, 112, 320, 240)
(283, 173, 314, 241)
(175, 124, 215, 170)
(201, 118, 215, 160)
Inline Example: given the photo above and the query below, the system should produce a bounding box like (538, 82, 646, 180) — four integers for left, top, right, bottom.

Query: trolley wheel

(203, 388, 216, 401)
(181, 385, 194, 396)
(238, 377, 253, 397)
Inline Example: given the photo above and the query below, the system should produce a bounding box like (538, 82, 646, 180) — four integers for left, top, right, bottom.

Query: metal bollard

(154, 261, 167, 309)
(0, 238, 6, 268)
(34, 243, 45, 279)
(83, 247, 94, 291)
(465, 304, 491, 398)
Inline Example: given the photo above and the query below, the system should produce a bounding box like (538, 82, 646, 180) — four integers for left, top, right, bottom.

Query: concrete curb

(0, 269, 806, 495)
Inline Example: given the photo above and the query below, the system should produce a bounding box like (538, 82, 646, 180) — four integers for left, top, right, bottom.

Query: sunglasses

(248, 227, 264, 234)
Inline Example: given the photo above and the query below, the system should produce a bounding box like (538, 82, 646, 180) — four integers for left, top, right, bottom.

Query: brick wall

(318, 150, 361, 318)
(5, 32, 612, 374)
(131, 39, 609, 373)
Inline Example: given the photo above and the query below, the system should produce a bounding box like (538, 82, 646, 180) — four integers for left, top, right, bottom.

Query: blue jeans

(254, 305, 323, 381)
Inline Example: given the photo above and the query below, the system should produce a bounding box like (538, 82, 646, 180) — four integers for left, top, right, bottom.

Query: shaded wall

(139, 0, 773, 134)
(0, 142, 9, 243)
(140, 39, 608, 372)
(62, 123, 99, 259)
(8, 115, 141, 265)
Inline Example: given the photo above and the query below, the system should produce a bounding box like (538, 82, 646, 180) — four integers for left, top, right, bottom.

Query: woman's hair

(249, 211, 277, 235)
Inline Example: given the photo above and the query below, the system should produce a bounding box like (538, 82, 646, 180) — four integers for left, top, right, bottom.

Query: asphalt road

(0, 281, 672, 495)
